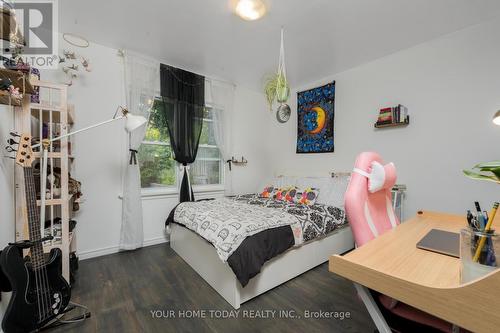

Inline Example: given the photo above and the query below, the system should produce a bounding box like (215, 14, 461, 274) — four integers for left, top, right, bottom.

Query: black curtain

(159, 64, 205, 203)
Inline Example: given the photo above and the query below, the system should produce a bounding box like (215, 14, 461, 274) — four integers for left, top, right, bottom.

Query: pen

(485, 237, 497, 266)
(467, 210, 473, 227)
(478, 214, 486, 230)
(475, 201, 482, 214)
(470, 212, 479, 230)
(473, 202, 499, 263)
(474, 202, 484, 229)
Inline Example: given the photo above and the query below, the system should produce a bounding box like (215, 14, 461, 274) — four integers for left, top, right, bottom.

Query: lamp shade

(125, 113, 147, 133)
(493, 110, 500, 126)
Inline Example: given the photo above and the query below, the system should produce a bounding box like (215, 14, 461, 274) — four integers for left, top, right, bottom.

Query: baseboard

(78, 236, 169, 260)
(143, 236, 169, 247)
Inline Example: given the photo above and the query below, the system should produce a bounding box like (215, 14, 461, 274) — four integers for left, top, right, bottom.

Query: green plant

(463, 161, 500, 184)
(264, 71, 290, 111)
(264, 75, 277, 111)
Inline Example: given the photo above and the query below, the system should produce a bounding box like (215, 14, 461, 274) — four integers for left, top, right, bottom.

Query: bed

(167, 174, 355, 309)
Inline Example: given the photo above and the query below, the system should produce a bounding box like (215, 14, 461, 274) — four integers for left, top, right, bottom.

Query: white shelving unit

(14, 80, 79, 283)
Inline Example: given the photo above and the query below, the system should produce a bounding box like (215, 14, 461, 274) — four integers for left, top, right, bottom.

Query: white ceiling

(60, 0, 500, 90)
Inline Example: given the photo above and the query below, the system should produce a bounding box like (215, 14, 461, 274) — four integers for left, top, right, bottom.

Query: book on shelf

(378, 107, 392, 123)
(376, 104, 408, 126)
(399, 104, 408, 123)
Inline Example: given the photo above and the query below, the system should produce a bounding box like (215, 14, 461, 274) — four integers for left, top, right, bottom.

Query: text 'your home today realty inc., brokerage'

(150, 309, 352, 320)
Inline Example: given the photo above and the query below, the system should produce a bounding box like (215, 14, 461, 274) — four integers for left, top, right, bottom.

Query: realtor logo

(3, 0, 59, 68)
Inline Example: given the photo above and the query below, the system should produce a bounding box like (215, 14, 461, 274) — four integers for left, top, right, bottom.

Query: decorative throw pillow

(273, 187, 290, 201)
(283, 186, 299, 203)
(295, 187, 320, 205)
(260, 186, 276, 198)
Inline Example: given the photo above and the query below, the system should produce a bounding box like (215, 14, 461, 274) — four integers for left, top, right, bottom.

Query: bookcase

(14, 80, 80, 283)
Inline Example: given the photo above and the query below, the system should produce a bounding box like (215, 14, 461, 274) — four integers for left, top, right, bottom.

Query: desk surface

(329, 211, 500, 333)
(339, 211, 463, 288)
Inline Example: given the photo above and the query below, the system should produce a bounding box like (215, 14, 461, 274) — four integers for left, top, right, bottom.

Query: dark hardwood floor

(52, 244, 375, 333)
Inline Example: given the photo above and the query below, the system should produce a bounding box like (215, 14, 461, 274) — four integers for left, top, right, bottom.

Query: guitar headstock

(15, 134, 34, 168)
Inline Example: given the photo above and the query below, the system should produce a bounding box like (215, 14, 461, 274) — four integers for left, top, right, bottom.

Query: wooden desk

(329, 211, 500, 333)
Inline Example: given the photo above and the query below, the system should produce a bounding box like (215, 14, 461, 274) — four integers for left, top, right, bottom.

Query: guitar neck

(23, 167, 45, 270)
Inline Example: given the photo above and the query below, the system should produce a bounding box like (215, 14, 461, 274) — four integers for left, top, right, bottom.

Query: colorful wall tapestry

(296, 81, 335, 153)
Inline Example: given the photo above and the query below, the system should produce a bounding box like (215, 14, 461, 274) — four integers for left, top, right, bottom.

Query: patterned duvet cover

(172, 194, 348, 261)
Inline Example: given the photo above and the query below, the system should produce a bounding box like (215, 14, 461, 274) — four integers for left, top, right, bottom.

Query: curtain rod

(117, 48, 236, 88)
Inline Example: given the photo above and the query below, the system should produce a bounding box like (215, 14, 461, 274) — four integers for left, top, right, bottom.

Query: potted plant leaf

(264, 71, 290, 111)
(463, 161, 500, 184)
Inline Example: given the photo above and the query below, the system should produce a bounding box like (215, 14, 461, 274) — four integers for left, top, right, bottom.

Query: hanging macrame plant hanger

(276, 28, 289, 103)
(275, 27, 291, 123)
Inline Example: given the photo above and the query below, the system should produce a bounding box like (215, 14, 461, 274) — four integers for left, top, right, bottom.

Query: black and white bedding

(166, 194, 348, 286)
(234, 194, 347, 242)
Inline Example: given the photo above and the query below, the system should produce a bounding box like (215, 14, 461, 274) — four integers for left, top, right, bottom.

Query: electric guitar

(1, 134, 71, 333)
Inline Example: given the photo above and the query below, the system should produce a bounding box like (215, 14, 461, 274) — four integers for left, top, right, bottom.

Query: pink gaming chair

(345, 152, 459, 333)
(345, 152, 399, 245)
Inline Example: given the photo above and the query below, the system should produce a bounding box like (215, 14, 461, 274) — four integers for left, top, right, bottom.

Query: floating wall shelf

(374, 116, 410, 129)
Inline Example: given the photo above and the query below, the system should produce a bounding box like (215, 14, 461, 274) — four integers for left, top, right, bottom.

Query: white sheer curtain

(206, 79, 235, 195)
(120, 51, 160, 250)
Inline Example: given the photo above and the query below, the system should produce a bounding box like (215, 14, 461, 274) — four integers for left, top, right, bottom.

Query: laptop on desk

(416, 229, 460, 258)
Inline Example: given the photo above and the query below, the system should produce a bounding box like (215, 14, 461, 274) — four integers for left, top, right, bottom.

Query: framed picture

(296, 81, 335, 153)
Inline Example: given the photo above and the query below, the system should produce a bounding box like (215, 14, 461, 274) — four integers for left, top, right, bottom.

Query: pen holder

(460, 227, 500, 283)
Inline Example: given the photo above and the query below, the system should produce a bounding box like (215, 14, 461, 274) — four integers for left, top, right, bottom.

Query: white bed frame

(170, 223, 354, 309)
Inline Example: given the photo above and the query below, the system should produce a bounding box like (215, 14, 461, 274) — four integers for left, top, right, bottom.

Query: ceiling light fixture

(235, 0, 266, 21)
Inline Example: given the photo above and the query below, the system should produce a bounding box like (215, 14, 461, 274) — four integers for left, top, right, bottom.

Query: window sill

(141, 187, 179, 200)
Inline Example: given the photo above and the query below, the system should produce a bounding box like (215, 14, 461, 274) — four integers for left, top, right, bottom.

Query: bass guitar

(1, 134, 71, 333)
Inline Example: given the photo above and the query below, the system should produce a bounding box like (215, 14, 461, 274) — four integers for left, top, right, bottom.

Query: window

(138, 100, 176, 189)
(139, 100, 224, 192)
(189, 107, 224, 186)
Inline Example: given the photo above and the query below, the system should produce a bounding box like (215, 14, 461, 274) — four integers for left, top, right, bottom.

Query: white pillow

(327, 175, 351, 208)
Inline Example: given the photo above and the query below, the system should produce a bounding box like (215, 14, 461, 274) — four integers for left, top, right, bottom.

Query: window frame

(140, 102, 225, 198)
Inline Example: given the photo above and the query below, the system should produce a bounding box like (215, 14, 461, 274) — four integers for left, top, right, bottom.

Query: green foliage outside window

(138, 144, 176, 188)
(139, 99, 222, 189)
(139, 99, 176, 188)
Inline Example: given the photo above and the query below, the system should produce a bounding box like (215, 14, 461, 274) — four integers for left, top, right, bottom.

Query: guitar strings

(40, 256, 52, 319)
(25, 167, 44, 322)
(31, 167, 53, 320)
(28, 167, 50, 321)
(40, 135, 55, 317)
(28, 167, 47, 320)
(26, 167, 52, 321)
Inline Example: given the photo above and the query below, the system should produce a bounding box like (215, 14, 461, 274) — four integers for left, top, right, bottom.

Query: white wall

(38, 36, 129, 259)
(266, 17, 500, 218)
(231, 87, 272, 194)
